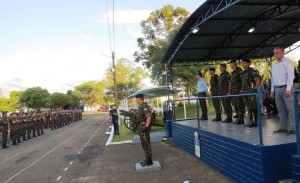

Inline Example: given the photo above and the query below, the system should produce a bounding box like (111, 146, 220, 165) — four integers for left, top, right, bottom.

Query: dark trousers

(112, 120, 119, 134)
(198, 92, 208, 118)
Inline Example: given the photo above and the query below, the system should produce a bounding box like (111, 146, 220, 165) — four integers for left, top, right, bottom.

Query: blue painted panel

(262, 144, 296, 182)
(292, 155, 300, 182)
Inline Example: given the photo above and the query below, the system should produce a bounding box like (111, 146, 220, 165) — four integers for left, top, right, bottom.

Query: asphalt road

(0, 113, 232, 183)
(0, 113, 108, 183)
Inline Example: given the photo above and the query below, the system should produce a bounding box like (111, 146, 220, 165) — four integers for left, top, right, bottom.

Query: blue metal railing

(293, 89, 300, 155)
(172, 93, 263, 145)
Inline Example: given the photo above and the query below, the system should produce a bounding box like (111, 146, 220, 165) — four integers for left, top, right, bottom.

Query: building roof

(162, 0, 300, 66)
(127, 87, 181, 99)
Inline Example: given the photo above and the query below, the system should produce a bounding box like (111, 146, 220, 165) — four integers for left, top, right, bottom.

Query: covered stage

(161, 0, 300, 182)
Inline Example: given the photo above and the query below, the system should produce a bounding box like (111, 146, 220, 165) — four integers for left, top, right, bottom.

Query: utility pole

(112, 51, 118, 109)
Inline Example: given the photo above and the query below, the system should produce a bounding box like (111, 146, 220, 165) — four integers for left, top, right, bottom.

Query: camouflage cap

(242, 58, 251, 63)
(135, 94, 144, 98)
(220, 64, 226, 68)
(208, 68, 215, 72)
(229, 60, 237, 64)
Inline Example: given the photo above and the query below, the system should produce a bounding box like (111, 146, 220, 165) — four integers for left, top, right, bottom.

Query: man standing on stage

(271, 47, 296, 134)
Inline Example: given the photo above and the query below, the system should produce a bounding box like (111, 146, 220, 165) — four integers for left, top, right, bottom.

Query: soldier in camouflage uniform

(134, 94, 153, 167)
(208, 68, 222, 121)
(26, 113, 32, 139)
(32, 112, 37, 137)
(10, 113, 18, 145)
(1, 113, 9, 148)
(22, 113, 27, 141)
(218, 64, 233, 123)
(229, 60, 246, 125)
(16, 113, 22, 143)
(240, 59, 261, 127)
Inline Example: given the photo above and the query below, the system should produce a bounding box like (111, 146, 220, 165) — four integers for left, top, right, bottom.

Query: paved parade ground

(0, 113, 231, 183)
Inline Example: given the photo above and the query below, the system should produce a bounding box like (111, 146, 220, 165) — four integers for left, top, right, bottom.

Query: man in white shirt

(271, 47, 296, 134)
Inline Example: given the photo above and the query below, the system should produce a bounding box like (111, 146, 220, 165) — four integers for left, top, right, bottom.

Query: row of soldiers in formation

(207, 59, 261, 127)
(0, 109, 82, 149)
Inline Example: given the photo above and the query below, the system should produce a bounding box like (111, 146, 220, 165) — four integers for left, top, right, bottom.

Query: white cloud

(127, 27, 143, 38)
(80, 32, 91, 39)
(98, 10, 151, 24)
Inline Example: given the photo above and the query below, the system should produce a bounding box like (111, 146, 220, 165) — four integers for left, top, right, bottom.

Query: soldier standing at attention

(135, 94, 153, 167)
(208, 68, 222, 122)
(11, 113, 18, 145)
(218, 64, 233, 123)
(240, 59, 260, 127)
(229, 60, 246, 125)
(1, 113, 9, 148)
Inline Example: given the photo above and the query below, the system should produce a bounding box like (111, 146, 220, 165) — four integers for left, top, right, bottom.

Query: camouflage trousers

(2, 125, 8, 144)
(138, 127, 152, 158)
(220, 95, 232, 117)
(232, 91, 245, 116)
(244, 93, 257, 121)
(211, 97, 221, 116)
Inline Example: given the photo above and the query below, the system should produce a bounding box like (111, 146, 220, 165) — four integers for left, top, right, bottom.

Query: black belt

(274, 85, 286, 88)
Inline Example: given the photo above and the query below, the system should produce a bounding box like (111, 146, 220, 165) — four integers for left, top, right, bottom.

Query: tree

(104, 58, 149, 100)
(19, 87, 51, 110)
(66, 90, 82, 108)
(75, 81, 106, 109)
(9, 90, 23, 109)
(50, 92, 73, 109)
(133, 5, 189, 68)
(0, 98, 15, 112)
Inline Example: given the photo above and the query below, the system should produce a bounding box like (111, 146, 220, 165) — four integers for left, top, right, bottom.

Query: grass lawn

(112, 116, 166, 142)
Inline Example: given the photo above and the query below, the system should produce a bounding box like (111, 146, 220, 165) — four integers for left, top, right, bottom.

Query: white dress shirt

(271, 57, 294, 92)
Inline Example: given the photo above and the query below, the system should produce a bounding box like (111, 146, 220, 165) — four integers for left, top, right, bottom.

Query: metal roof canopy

(127, 87, 182, 99)
(162, 0, 300, 66)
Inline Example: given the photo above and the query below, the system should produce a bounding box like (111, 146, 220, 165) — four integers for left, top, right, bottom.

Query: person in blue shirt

(197, 71, 208, 120)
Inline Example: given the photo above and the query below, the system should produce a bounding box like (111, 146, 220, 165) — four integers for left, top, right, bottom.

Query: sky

(0, 0, 204, 97)
(0, 0, 299, 97)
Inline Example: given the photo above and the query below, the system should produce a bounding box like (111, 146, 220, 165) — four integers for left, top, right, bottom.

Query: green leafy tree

(50, 92, 72, 109)
(19, 87, 51, 110)
(66, 90, 82, 108)
(9, 90, 23, 110)
(75, 81, 106, 109)
(0, 97, 15, 112)
(104, 58, 149, 100)
(134, 5, 189, 67)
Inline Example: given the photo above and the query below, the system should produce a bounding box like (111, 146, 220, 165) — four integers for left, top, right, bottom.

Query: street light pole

(112, 51, 118, 109)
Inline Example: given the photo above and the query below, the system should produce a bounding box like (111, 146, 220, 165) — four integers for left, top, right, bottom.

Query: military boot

(18, 138, 21, 143)
(3, 143, 8, 149)
(141, 158, 153, 167)
(237, 115, 245, 125)
(23, 136, 27, 141)
(245, 112, 253, 127)
(27, 134, 31, 139)
(33, 133, 36, 137)
(222, 116, 233, 123)
(12, 140, 17, 145)
(248, 111, 258, 128)
(139, 158, 147, 165)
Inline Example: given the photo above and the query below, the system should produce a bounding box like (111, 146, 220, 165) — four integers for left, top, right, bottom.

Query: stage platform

(169, 115, 297, 183)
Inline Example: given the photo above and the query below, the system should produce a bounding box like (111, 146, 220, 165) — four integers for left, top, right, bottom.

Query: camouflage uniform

(10, 114, 18, 145)
(26, 113, 32, 139)
(241, 67, 260, 127)
(1, 114, 9, 148)
(135, 102, 152, 159)
(210, 74, 222, 121)
(218, 70, 233, 122)
(231, 66, 245, 124)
